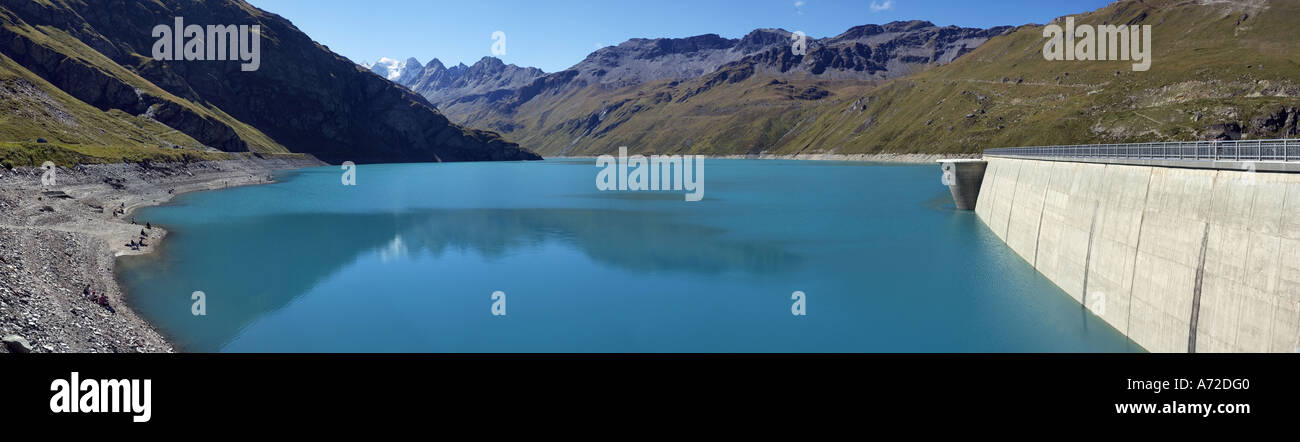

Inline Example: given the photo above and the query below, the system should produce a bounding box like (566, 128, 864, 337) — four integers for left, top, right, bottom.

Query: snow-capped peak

(369, 57, 405, 81)
(367, 57, 425, 85)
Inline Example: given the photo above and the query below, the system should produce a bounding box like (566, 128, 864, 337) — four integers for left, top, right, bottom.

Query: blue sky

(249, 0, 1113, 73)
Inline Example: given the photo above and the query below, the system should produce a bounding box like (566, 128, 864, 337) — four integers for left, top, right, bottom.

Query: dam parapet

(970, 139, 1300, 353)
(986, 139, 1300, 172)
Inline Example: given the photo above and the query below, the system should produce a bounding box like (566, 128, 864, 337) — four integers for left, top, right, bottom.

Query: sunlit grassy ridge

(0, 2, 289, 167)
(781, 0, 1300, 154)
(0, 10, 287, 152)
(448, 66, 876, 157)
(0, 141, 235, 168)
(0, 51, 211, 151)
(0, 46, 311, 168)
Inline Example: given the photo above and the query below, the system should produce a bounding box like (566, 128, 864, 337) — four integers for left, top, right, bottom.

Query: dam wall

(975, 157, 1300, 353)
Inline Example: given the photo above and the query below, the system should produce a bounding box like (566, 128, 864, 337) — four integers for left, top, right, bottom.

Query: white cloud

(794, 1, 806, 14)
(869, 0, 894, 12)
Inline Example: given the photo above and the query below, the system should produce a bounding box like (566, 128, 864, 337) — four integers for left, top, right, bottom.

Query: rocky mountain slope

(377, 0, 1298, 157)
(407, 57, 547, 108)
(377, 21, 1013, 156)
(0, 0, 540, 165)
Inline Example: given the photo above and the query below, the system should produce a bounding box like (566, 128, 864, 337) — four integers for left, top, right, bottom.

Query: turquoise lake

(116, 159, 1141, 352)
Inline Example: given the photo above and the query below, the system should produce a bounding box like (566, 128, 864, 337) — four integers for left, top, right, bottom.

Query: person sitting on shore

(146, 222, 152, 230)
(83, 285, 91, 298)
(140, 229, 149, 238)
(98, 295, 115, 314)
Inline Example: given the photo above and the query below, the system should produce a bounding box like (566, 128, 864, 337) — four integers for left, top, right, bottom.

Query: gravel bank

(0, 156, 324, 353)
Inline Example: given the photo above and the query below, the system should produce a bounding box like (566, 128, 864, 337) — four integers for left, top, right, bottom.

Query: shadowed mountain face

(0, 0, 541, 163)
(372, 21, 1011, 156)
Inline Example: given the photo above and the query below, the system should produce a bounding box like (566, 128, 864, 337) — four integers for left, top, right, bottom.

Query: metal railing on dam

(942, 138, 1300, 212)
(984, 138, 1300, 162)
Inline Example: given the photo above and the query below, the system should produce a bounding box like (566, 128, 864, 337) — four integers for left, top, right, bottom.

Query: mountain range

(373, 20, 1012, 156)
(0, 0, 539, 166)
(4, 0, 1296, 166)
(373, 0, 1299, 157)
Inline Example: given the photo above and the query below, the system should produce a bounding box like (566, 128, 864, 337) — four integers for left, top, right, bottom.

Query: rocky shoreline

(0, 156, 324, 353)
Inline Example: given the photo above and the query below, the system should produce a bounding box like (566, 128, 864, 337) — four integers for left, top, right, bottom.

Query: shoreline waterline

(108, 161, 327, 352)
(0, 156, 323, 353)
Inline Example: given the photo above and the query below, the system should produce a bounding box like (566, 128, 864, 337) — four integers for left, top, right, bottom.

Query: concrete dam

(942, 140, 1300, 353)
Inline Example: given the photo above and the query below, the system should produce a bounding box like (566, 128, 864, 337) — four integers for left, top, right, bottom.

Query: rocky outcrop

(402, 57, 546, 108)
(1203, 122, 1243, 140)
(1247, 106, 1300, 138)
(2, 334, 31, 353)
(737, 21, 1012, 79)
(1197, 107, 1298, 141)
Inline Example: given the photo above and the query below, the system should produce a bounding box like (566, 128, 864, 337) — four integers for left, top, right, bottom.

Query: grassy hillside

(0, 53, 204, 149)
(447, 64, 875, 156)
(785, 0, 1300, 154)
(0, 141, 237, 168)
(0, 1, 285, 167)
(0, 51, 246, 168)
(0, 9, 289, 153)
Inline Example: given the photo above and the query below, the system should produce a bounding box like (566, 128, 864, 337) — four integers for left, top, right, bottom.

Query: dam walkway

(983, 138, 1300, 172)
